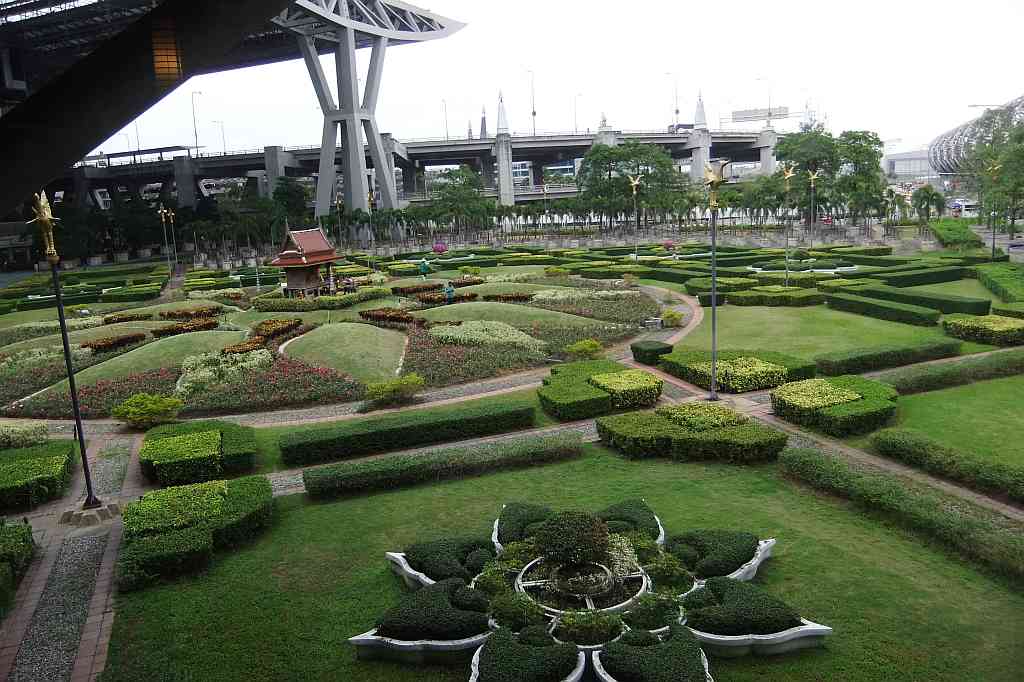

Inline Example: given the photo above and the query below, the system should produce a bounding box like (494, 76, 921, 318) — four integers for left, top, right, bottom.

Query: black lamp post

(29, 192, 101, 509)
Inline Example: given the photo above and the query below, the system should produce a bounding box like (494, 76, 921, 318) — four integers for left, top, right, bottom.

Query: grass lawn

(101, 445, 1024, 682)
(417, 302, 598, 327)
(908, 278, 1002, 303)
(250, 388, 553, 473)
(673, 305, 993, 358)
(44, 330, 246, 391)
(0, 320, 171, 355)
(457, 282, 576, 296)
(284, 323, 406, 384)
(850, 375, 1024, 471)
(0, 298, 230, 331)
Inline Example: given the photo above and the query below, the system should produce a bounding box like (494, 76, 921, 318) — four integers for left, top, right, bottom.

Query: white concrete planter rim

(348, 627, 491, 654)
(725, 538, 775, 582)
(549, 616, 627, 653)
(516, 557, 650, 617)
(491, 504, 666, 553)
(687, 617, 832, 650)
(592, 648, 714, 682)
(468, 644, 586, 682)
(385, 551, 435, 589)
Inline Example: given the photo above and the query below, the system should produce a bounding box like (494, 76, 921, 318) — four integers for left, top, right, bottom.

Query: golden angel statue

(28, 191, 60, 263)
(807, 169, 821, 187)
(627, 174, 643, 195)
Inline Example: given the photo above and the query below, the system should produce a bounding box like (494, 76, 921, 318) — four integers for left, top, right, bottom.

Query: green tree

(577, 141, 680, 232)
(911, 185, 945, 225)
(272, 177, 309, 227)
(775, 124, 841, 224)
(836, 131, 885, 228)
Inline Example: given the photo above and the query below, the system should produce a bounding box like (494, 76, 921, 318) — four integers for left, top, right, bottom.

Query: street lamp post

(573, 93, 582, 135)
(628, 174, 643, 254)
(986, 160, 1003, 261)
(157, 205, 173, 272)
(527, 69, 537, 136)
(28, 192, 101, 509)
(212, 120, 227, 155)
(782, 164, 796, 287)
(704, 160, 731, 401)
(807, 169, 821, 241)
(191, 91, 202, 157)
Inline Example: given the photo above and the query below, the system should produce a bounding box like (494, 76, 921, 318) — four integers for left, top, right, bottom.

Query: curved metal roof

(272, 0, 465, 46)
(928, 94, 1024, 174)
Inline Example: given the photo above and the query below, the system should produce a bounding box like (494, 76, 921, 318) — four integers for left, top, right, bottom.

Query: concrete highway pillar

(71, 168, 92, 209)
(482, 154, 496, 189)
(531, 160, 545, 187)
(263, 146, 296, 200)
(757, 129, 778, 176)
(495, 132, 515, 206)
(401, 161, 417, 196)
(686, 129, 712, 184)
(173, 155, 198, 208)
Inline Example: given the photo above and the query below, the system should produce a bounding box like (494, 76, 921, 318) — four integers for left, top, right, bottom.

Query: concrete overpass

(51, 119, 781, 209)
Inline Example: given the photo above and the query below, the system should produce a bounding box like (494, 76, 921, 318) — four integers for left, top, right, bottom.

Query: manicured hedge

(727, 285, 823, 307)
(630, 340, 673, 365)
(992, 302, 1024, 319)
(303, 432, 584, 499)
(752, 271, 835, 288)
(943, 314, 1024, 346)
(779, 448, 1024, 580)
(0, 441, 75, 510)
(0, 522, 35, 616)
(975, 263, 1024, 303)
(877, 266, 965, 287)
(816, 278, 882, 293)
(682, 577, 802, 636)
(666, 529, 758, 578)
(280, 397, 537, 466)
(80, 333, 147, 353)
(813, 340, 962, 375)
(644, 267, 706, 284)
(140, 420, 258, 485)
(871, 429, 1024, 504)
(596, 408, 787, 463)
(403, 537, 493, 582)
(478, 627, 580, 682)
(771, 375, 898, 436)
(854, 284, 990, 315)
(117, 476, 274, 591)
(875, 348, 1024, 394)
(659, 350, 814, 393)
(376, 578, 490, 641)
(151, 318, 219, 337)
(601, 624, 706, 682)
(825, 292, 940, 326)
(684, 276, 758, 296)
(930, 218, 984, 247)
(588, 369, 663, 409)
(537, 360, 628, 421)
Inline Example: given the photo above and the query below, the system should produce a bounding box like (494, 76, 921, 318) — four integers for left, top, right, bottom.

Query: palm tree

(911, 185, 945, 225)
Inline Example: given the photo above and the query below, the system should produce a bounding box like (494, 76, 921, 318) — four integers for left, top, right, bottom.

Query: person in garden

(444, 281, 455, 305)
(418, 258, 430, 279)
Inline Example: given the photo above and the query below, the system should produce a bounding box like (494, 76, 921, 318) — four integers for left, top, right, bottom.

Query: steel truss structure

(929, 94, 1024, 175)
(274, 1, 463, 215)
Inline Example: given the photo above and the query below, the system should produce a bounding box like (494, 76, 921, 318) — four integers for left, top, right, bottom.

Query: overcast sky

(96, 0, 1022, 158)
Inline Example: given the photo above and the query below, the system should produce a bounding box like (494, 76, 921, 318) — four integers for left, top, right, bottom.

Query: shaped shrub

(158, 305, 221, 320)
(476, 627, 579, 682)
(142, 420, 257, 481)
(666, 530, 758, 578)
(497, 502, 553, 544)
(403, 537, 492, 582)
(537, 360, 629, 421)
(251, 318, 303, 339)
(874, 348, 1024, 394)
(684, 276, 758, 296)
(598, 499, 661, 540)
(375, 578, 490, 641)
(316, 287, 389, 310)
(825, 292, 940, 326)
(814, 340, 962, 375)
(855, 284, 990, 315)
(659, 349, 808, 393)
(554, 610, 624, 646)
(656, 402, 748, 431)
(111, 393, 183, 429)
(771, 375, 898, 436)
(0, 441, 74, 510)
(975, 263, 1024, 302)
(728, 286, 824, 307)
(138, 431, 222, 487)
(943, 314, 1024, 346)
(0, 521, 35, 614)
(151, 318, 219, 338)
(536, 511, 609, 566)
(588, 370, 664, 409)
(490, 592, 545, 631)
(683, 577, 802, 636)
(415, 292, 478, 305)
(992, 302, 1024, 319)
(0, 423, 49, 450)
(631, 340, 673, 365)
(601, 623, 707, 682)
(429, 320, 546, 352)
(79, 332, 147, 353)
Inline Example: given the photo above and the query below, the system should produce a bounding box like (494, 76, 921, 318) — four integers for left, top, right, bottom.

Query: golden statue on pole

(28, 191, 60, 264)
(781, 163, 797, 193)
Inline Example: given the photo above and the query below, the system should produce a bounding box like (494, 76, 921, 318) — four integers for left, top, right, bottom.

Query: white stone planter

(468, 644, 586, 682)
(592, 648, 714, 682)
(385, 551, 435, 590)
(114, 251, 130, 263)
(349, 627, 491, 665)
(550, 617, 626, 654)
(516, 558, 650, 617)
(726, 539, 775, 582)
(87, 255, 105, 266)
(137, 248, 152, 258)
(687, 618, 832, 657)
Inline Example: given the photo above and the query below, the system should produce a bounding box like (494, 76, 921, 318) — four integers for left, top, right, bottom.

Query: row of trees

(965, 109, 1024, 238)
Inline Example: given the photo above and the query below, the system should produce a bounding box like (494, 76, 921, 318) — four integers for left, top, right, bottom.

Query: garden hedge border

(140, 420, 258, 485)
(877, 266, 965, 287)
(874, 348, 1024, 394)
(854, 284, 990, 315)
(813, 340, 962, 375)
(659, 350, 814, 393)
(537, 360, 629, 421)
(825, 292, 940, 326)
(0, 441, 75, 510)
(280, 398, 537, 466)
(943, 314, 1024, 346)
(630, 340, 673, 366)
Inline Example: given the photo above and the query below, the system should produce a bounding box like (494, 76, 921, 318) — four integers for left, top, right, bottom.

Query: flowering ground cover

(283, 323, 407, 384)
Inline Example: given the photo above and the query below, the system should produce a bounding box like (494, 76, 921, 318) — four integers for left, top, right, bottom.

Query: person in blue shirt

(444, 281, 455, 305)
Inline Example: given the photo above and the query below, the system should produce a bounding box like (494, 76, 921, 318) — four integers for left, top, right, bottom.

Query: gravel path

(88, 442, 131, 498)
(7, 532, 108, 682)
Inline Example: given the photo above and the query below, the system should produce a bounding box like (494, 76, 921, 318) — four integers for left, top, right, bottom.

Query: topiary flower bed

(594, 625, 713, 682)
(538, 362, 664, 421)
(470, 626, 585, 682)
(943, 314, 1024, 346)
(770, 375, 898, 436)
(659, 350, 814, 393)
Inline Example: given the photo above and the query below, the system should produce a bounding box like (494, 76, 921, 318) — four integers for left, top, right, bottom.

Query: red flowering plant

(152, 318, 219, 338)
(415, 292, 478, 306)
(5, 368, 182, 419)
(401, 327, 546, 386)
(158, 305, 222, 320)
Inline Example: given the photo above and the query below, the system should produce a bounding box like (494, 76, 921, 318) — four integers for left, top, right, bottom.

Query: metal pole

(710, 200, 719, 401)
(529, 69, 537, 136)
(159, 208, 172, 272)
(442, 99, 449, 141)
(169, 212, 178, 269)
(991, 210, 997, 261)
(191, 91, 202, 156)
(50, 263, 101, 509)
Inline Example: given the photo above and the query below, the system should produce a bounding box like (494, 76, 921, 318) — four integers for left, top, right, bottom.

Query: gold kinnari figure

(28, 190, 60, 264)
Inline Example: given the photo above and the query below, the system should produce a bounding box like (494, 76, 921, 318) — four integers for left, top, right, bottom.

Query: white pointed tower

(495, 92, 514, 206)
(695, 92, 708, 130)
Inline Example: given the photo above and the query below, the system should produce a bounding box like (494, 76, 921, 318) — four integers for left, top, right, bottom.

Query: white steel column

(362, 36, 398, 209)
(336, 27, 369, 214)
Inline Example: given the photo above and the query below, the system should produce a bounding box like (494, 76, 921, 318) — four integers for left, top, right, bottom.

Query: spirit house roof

(270, 228, 338, 268)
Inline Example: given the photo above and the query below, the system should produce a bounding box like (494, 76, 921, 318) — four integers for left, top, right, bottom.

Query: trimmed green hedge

(877, 266, 965, 287)
(854, 284, 990, 315)
(376, 578, 490, 641)
(0, 441, 75, 510)
(138, 431, 221, 487)
(814, 340, 962, 375)
(930, 218, 984, 248)
(303, 433, 584, 499)
(943, 314, 1024, 346)
(771, 375, 898, 436)
(537, 360, 628, 421)
(871, 429, 1024, 504)
(975, 263, 1024, 303)
(825, 292, 940, 326)
(0, 522, 35, 617)
(875, 348, 1024, 394)
(752, 271, 835, 288)
(280, 397, 536, 466)
(140, 420, 257, 485)
(601, 624, 706, 682)
(727, 286, 823, 307)
(779, 448, 1024, 580)
(117, 476, 274, 591)
(682, 577, 802, 636)
(630, 340, 673, 365)
(666, 529, 759, 578)
(684, 276, 758, 296)
(992, 302, 1024, 319)
(659, 349, 814, 393)
(596, 408, 787, 463)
